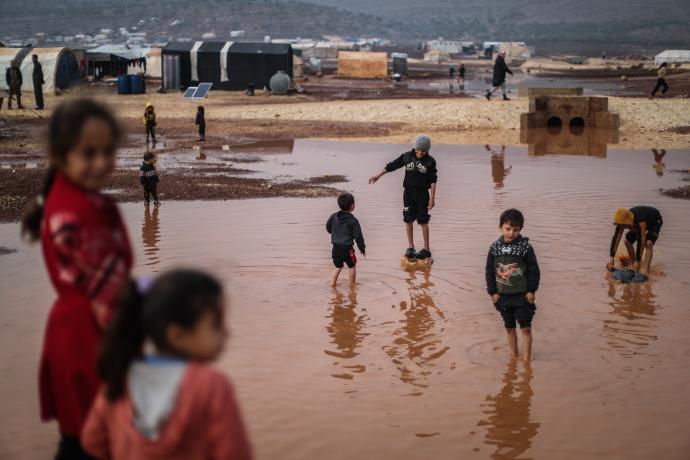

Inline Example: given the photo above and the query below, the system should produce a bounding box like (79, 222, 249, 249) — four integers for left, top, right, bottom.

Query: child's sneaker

(415, 249, 432, 259)
(405, 248, 416, 259)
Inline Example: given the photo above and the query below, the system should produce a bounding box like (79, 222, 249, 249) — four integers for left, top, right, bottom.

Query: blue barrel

(117, 75, 130, 94)
(129, 75, 145, 94)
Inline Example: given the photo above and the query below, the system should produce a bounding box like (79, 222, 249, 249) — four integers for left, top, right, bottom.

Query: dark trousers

(144, 186, 159, 204)
(145, 125, 156, 142)
(55, 435, 95, 460)
(8, 86, 22, 108)
(34, 84, 44, 109)
(198, 124, 206, 140)
(651, 78, 668, 96)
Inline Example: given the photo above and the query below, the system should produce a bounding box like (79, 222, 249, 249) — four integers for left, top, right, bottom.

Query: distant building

(425, 38, 464, 55)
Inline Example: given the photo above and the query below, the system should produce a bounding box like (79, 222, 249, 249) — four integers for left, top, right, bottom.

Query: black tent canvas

(226, 43, 293, 91)
(197, 42, 232, 90)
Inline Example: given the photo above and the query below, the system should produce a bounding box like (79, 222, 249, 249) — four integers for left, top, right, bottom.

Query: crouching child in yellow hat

(607, 206, 663, 274)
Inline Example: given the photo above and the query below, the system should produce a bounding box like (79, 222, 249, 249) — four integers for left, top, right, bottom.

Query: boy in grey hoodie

(326, 192, 366, 286)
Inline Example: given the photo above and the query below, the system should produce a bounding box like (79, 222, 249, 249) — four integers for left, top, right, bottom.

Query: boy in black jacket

(327, 193, 365, 287)
(368, 134, 437, 261)
(139, 152, 160, 206)
(485, 209, 540, 362)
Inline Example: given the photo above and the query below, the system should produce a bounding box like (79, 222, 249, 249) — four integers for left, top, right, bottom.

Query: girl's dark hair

(198, 106, 204, 113)
(99, 269, 223, 401)
(20, 98, 121, 242)
(660, 62, 668, 68)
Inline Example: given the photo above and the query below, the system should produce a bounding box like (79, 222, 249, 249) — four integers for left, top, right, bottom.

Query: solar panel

(183, 87, 197, 98)
(192, 83, 213, 99)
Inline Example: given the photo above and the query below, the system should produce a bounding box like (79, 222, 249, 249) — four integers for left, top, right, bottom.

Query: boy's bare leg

(421, 223, 430, 252)
(330, 267, 342, 287)
(405, 222, 415, 249)
(642, 241, 654, 274)
(506, 328, 518, 358)
(521, 328, 533, 362)
(348, 266, 357, 285)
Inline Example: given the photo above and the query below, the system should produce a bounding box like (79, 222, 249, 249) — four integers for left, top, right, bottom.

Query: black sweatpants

(651, 78, 668, 96)
(144, 186, 159, 204)
(198, 123, 206, 141)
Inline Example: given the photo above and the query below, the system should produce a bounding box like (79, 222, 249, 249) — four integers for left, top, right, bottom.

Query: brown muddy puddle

(1, 139, 690, 459)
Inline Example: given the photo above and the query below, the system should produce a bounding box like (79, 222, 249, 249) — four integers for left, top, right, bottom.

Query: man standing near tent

(485, 50, 513, 101)
(32, 55, 45, 110)
(5, 60, 24, 109)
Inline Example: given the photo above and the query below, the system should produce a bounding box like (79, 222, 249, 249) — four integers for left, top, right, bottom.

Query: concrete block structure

(520, 126, 619, 158)
(520, 96, 620, 130)
(517, 87, 583, 97)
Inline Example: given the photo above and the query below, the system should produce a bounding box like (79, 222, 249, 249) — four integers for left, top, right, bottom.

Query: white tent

(655, 50, 690, 65)
(145, 48, 162, 78)
(19, 48, 81, 92)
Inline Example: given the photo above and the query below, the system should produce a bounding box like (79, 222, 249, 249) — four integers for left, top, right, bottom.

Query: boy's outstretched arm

(428, 160, 438, 209)
(608, 225, 623, 270)
(370, 152, 406, 183)
(353, 219, 365, 255)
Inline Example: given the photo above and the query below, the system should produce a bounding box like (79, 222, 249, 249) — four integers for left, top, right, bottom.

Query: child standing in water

(327, 192, 366, 286)
(82, 269, 253, 460)
(195, 106, 206, 142)
(20, 99, 133, 459)
(143, 103, 157, 145)
(139, 152, 160, 206)
(369, 134, 437, 261)
(485, 209, 540, 362)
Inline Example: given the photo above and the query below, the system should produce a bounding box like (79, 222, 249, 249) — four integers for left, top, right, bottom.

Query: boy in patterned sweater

(485, 209, 540, 362)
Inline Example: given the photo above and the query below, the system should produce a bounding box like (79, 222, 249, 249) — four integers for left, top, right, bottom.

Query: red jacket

(39, 171, 133, 435)
(82, 364, 253, 460)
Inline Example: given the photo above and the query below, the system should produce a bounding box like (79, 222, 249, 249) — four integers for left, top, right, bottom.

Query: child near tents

(326, 192, 366, 287)
(82, 269, 253, 460)
(485, 209, 540, 362)
(143, 103, 157, 145)
(650, 62, 669, 98)
(195, 106, 206, 142)
(139, 152, 160, 206)
(20, 98, 133, 459)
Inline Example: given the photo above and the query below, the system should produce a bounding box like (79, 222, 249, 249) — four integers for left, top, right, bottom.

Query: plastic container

(117, 75, 131, 94)
(129, 75, 146, 94)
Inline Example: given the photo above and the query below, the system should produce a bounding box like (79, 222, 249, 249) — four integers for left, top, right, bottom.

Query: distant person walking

(32, 55, 45, 110)
(601, 50, 607, 61)
(459, 63, 466, 88)
(5, 59, 24, 109)
(485, 50, 513, 101)
(650, 62, 669, 98)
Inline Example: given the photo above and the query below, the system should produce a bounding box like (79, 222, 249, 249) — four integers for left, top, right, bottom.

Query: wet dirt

(1, 140, 690, 459)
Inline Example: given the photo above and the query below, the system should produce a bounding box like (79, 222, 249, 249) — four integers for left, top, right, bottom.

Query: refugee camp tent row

(162, 41, 293, 91)
(85, 44, 150, 78)
(1, 46, 80, 92)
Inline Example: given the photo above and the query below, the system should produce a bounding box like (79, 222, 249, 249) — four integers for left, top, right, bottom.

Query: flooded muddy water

(1, 139, 690, 459)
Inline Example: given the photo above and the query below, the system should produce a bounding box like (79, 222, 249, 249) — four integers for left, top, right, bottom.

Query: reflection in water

(141, 205, 161, 270)
(229, 139, 295, 155)
(521, 127, 619, 157)
(486, 144, 512, 189)
(324, 287, 368, 381)
(652, 149, 666, 176)
(604, 280, 659, 362)
(477, 360, 540, 459)
(384, 268, 449, 391)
